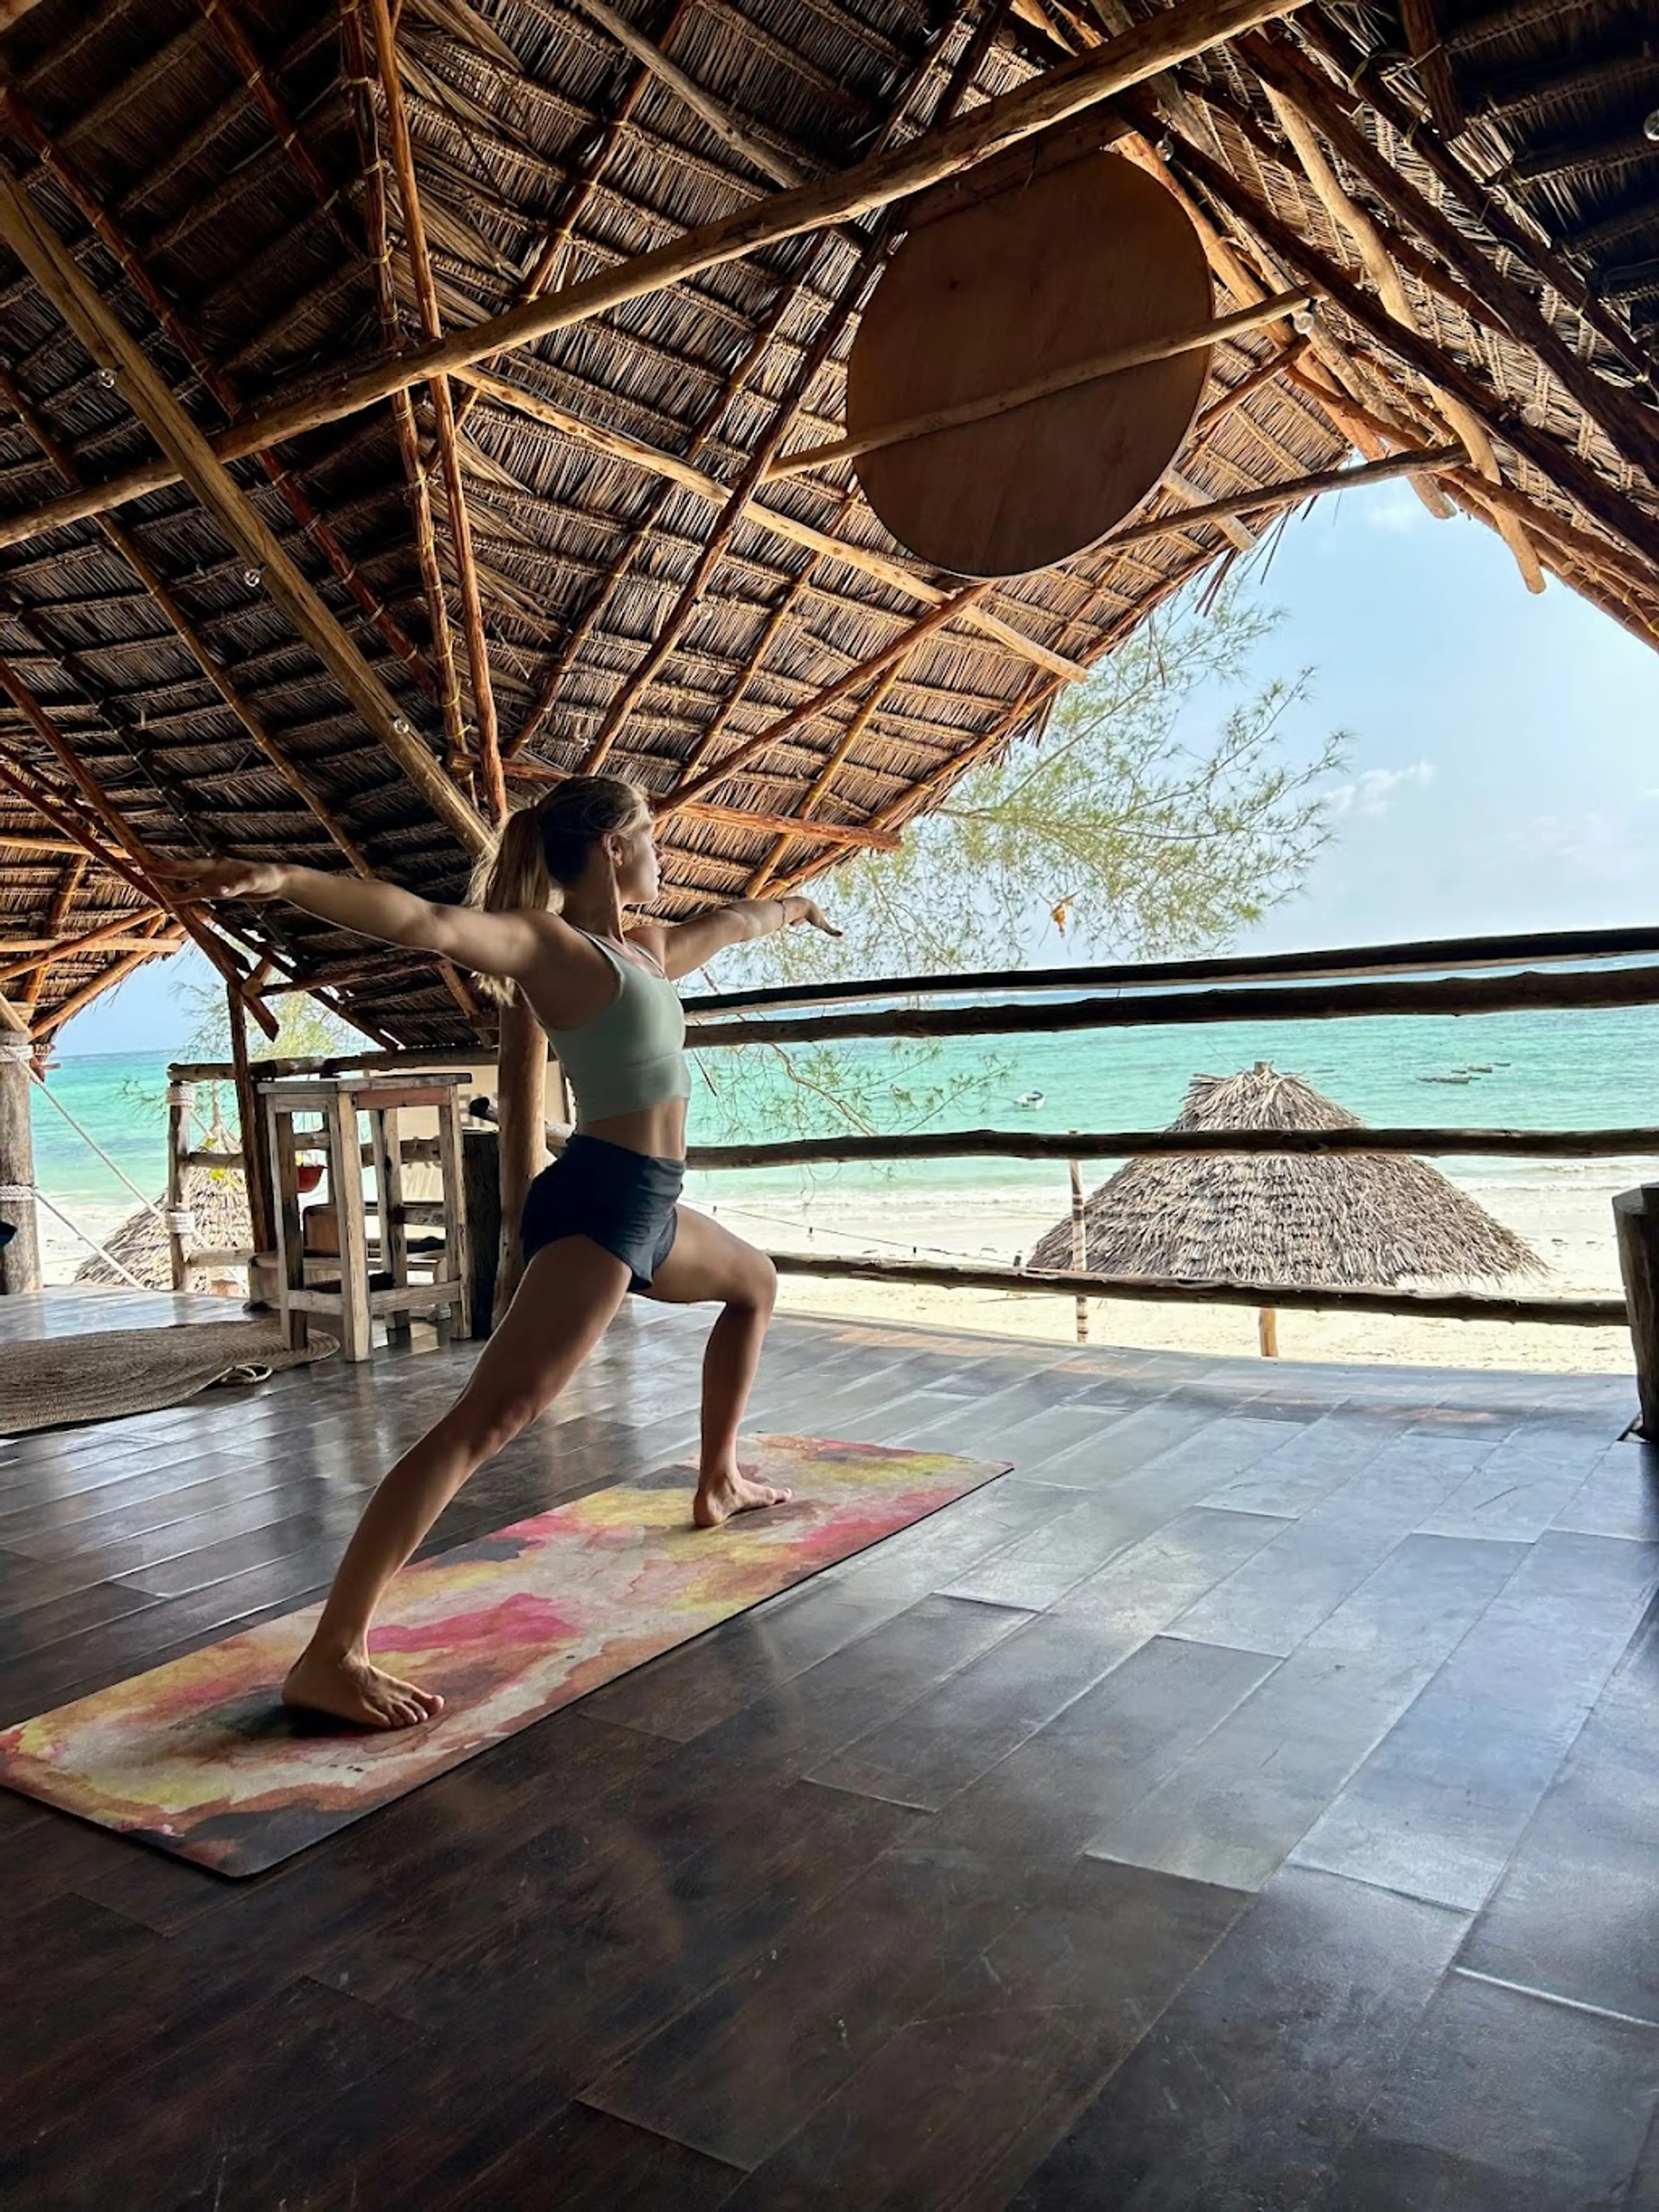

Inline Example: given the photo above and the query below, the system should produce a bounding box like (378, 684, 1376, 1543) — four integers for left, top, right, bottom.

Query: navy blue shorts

(520, 1133, 683, 1293)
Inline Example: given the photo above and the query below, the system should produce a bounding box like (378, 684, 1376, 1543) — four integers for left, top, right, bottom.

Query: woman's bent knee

(446, 1390, 545, 1461)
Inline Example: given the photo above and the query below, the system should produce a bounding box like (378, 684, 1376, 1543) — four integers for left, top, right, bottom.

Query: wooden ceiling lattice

(0, 0, 1654, 1047)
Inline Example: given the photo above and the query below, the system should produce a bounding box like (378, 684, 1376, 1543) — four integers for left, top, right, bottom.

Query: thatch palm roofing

(0, 0, 1655, 1047)
(1029, 1061, 1541, 1285)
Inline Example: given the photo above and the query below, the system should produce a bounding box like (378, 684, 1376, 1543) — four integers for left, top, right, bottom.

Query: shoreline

(36, 1166, 1639, 1379)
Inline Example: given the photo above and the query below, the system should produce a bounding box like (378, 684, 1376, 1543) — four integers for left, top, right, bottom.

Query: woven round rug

(0, 1320, 338, 1437)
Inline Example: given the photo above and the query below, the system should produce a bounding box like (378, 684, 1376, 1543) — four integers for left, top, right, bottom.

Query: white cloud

(1360, 484, 1430, 535)
(1328, 761, 1436, 818)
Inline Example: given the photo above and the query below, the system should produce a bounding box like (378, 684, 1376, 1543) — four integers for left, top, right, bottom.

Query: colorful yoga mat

(0, 1435, 1009, 1877)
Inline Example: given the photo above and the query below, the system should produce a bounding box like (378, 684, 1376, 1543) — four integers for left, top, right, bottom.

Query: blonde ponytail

(466, 778, 650, 1005)
(469, 805, 556, 1005)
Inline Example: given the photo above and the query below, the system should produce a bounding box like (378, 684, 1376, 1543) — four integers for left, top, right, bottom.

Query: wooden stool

(261, 1072, 473, 1362)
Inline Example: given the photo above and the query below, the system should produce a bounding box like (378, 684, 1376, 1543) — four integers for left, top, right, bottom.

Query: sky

(49, 485, 1659, 1055)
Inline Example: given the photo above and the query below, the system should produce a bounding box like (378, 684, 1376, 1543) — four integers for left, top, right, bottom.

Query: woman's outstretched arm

(646, 894, 839, 980)
(157, 858, 556, 982)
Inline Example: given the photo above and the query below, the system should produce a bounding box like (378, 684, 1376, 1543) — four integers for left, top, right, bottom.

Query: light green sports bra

(544, 929, 691, 1125)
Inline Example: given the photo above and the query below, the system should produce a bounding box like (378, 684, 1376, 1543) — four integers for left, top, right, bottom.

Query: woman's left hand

(782, 897, 841, 938)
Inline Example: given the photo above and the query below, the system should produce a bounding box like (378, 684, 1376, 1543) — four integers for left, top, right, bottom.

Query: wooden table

(261, 1071, 472, 1362)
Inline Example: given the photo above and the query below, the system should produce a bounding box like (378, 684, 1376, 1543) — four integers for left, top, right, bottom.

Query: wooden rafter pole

(564, 1, 996, 775)
(341, 0, 469, 779)
(0, 911, 180, 987)
(0, 80, 439, 703)
(500, 767, 903, 848)
(0, 362, 377, 878)
(767, 287, 1316, 477)
(745, 678, 896, 894)
(0, 661, 282, 1037)
(1249, 32, 1659, 494)
(662, 584, 992, 815)
(1253, 76, 1545, 593)
(0, 832, 91, 855)
(458, 365, 1084, 688)
(1155, 129, 1659, 575)
(35, 933, 172, 1041)
(577, 236, 893, 775)
(0, 167, 492, 859)
(365, 0, 505, 821)
(450, 0, 697, 444)
(19, 851, 84, 1013)
(1103, 443, 1464, 549)
(0, 0, 1311, 558)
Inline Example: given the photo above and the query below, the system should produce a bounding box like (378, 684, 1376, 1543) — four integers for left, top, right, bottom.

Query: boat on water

(1015, 1089, 1046, 1108)
(1420, 1072, 1473, 1085)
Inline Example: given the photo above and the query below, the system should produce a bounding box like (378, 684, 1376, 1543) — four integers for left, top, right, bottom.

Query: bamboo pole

(165, 1076, 194, 1292)
(767, 290, 1316, 477)
(366, 0, 505, 821)
(493, 990, 546, 1327)
(228, 982, 276, 1264)
(0, 172, 491, 859)
(0, 0, 1306, 559)
(451, 365, 1086, 684)
(0, 833, 93, 856)
(1068, 1142, 1088, 1343)
(769, 1250, 1628, 1326)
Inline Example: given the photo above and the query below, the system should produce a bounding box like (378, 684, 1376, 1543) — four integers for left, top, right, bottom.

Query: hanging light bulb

(1645, 109, 1659, 143)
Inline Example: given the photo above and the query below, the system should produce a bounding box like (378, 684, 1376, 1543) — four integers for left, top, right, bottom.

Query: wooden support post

(1068, 1143, 1088, 1345)
(0, 998, 41, 1295)
(435, 1084, 474, 1342)
(494, 989, 547, 1327)
(228, 985, 276, 1264)
(1615, 1184, 1659, 1442)
(326, 1088, 373, 1363)
(1258, 1306, 1279, 1359)
(165, 1076, 194, 1292)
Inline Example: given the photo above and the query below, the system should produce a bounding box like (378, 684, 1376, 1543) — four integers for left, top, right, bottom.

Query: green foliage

(692, 581, 1347, 1143)
(718, 581, 1348, 989)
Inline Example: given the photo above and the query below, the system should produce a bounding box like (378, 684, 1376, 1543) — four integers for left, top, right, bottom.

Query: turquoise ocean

(34, 1002, 1659, 1218)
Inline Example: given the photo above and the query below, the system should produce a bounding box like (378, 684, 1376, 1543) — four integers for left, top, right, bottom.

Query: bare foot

(693, 1468, 792, 1528)
(282, 1646, 445, 1730)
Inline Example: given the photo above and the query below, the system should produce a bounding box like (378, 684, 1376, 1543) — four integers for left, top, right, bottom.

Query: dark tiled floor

(0, 1286, 1655, 2209)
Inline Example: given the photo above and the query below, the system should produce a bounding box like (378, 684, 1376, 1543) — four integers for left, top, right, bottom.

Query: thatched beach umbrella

(1028, 1063, 1540, 1356)
(74, 1120, 251, 1294)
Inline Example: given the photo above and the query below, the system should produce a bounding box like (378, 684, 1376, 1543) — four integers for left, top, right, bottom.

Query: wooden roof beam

(18, 849, 86, 1012)
(35, 931, 175, 1041)
(341, 0, 470, 784)
(1159, 126, 1659, 576)
(454, 364, 1086, 686)
(0, 0, 1309, 553)
(1253, 72, 1545, 592)
(0, 664, 282, 1035)
(1251, 34, 1659, 496)
(0, 362, 378, 880)
(368, 0, 505, 821)
(0, 170, 491, 859)
(0, 81, 441, 707)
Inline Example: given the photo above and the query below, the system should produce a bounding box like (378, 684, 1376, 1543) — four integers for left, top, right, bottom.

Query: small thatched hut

(74, 1122, 250, 1295)
(1029, 1062, 1539, 1353)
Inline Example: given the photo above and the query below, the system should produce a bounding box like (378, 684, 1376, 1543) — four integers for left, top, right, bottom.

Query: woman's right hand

(154, 856, 291, 903)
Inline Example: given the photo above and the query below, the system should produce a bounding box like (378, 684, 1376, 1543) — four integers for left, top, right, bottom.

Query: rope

(27, 1073, 169, 1227)
(0, 1039, 32, 1064)
(166, 1082, 195, 1108)
(164, 1208, 198, 1238)
(17, 1184, 150, 1292)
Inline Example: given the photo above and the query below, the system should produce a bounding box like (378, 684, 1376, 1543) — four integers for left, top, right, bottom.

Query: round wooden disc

(846, 151, 1212, 579)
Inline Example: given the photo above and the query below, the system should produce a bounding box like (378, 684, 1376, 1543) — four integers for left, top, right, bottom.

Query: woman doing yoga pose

(161, 777, 838, 1730)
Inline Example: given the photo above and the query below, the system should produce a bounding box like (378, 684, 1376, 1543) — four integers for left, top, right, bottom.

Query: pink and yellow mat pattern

(0, 1435, 1009, 1878)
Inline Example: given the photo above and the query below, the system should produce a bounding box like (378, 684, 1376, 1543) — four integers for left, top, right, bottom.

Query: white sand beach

(36, 1165, 1645, 1378)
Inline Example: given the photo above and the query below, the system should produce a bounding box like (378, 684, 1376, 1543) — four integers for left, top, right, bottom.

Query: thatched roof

(1, 0, 1655, 1047)
(1028, 1061, 1541, 1286)
(73, 1120, 250, 1289)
